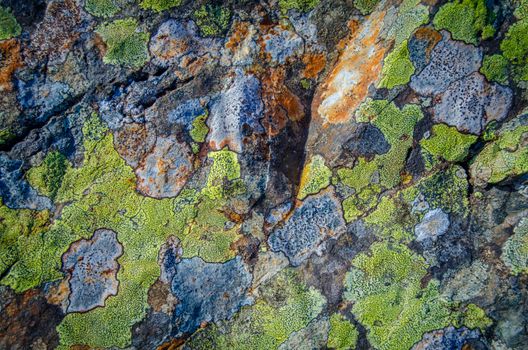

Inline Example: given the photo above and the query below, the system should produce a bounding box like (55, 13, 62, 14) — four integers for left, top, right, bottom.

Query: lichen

(433, 0, 495, 45)
(327, 313, 358, 350)
(27, 151, 70, 200)
(96, 19, 149, 68)
(298, 155, 332, 200)
(187, 268, 326, 350)
(420, 124, 478, 162)
(500, 18, 528, 82)
(378, 41, 415, 89)
(189, 112, 209, 143)
(193, 4, 232, 37)
(279, 0, 320, 14)
(0, 6, 21, 41)
(85, 0, 122, 18)
(140, 0, 182, 12)
(501, 218, 528, 275)
(354, 0, 380, 15)
(480, 54, 510, 85)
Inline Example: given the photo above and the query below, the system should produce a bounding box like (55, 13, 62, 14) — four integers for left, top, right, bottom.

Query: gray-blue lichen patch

(169, 256, 253, 336)
(414, 208, 450, 243)
(411, 326, 485, 350)
(262, 26, 304, 64)
(207, 71, 264, 152)
(62, 229, 123, 313)
(268, 190, 345, 266)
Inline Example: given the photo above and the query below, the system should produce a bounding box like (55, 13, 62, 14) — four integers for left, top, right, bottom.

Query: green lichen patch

(298, 155, 332, 200)
(433, 0, 495, 45)
(385, 0, 430, 46)
(0, 128, 15, 146)
(420, 124, 477, 162)
(501, 218, 528, 275)
(470, 121, 528, 185)
(188, 268, 326, 350)
(279, 0, 320, 14)
(456, 303, 493, 331)
(515, 0, 528, 19)
(190, 112, 209, 143)
(85, 0, 122, 18)
(354, 0, 379, 15)
(500, 19, 528, 81)
(327, 313, 358, 350)
(480, 54, 510, 85)
(0, 6, 21, 41)
(140, 0, 182, 12)
(27, 151, 70, 200)
(193, 4, 232, 37)
(96, 19, 149, 68)
(379, 41, 415, 89)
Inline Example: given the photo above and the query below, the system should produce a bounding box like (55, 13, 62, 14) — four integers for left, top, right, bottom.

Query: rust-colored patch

(226, 21, 250, 52)
(147, 280, 178, 314)
(0, 39, 22, 92)
(46, 279, 70, 306)
(260, 67, 305, 136)
(302, 52, 327, 79)
(413, 27, 442, 61)
(157, 338, 186, 350)
(312, 10, 387, 124)
(114, 123, 152, 166)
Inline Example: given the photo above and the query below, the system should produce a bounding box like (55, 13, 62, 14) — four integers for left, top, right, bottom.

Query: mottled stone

(412, 326, 487, 350)
(278, 316, 330, 350)
(268, 191, 346, 266)
(262, 26, 304, 64)
(414, 208, 450, 242)
(62, 229, 123, 313)
(135, 136, 194, 198)
(0, 154, 52, 210)
(207, 71, 264, 152)
(343, 123, 390, 158)
(170, 256, 253, 336)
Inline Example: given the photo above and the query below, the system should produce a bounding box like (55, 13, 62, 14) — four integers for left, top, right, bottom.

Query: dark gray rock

(343, 123, 390, 158)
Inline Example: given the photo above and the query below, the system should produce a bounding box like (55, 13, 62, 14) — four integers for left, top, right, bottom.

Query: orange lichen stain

(0, 39, 22, 92)
(157, 338, 186, 350)
(226, 21, 250, 52)
(413, 27, 442, 60)
(313, 10, 387, 124)
(46, 279, 71, 306)
(260, 68, 304, 136)
(302, 52, 327, 79)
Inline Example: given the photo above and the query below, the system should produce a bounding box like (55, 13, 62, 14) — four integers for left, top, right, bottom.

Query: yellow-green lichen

(420, 124, 477, 162)
(298, 155, 332, 200)
(279, 0, 320, 14)
(85, 0, 122, 18)
(327, 313, 358, 350)
(354, 0, 380, 15)
(480, 54, 510, 85)
(433, 0, 495, 45)
(140, 0, 181, 12)
(501, 218, 528, 275)
(500, 18, 528, 82)
(27, 151, 70, 200)
(190, 112, 209, 143)
(187, 268, 326, 350)
(0, 6, 21, 40)
(470, 122, 528, 185)
(96, 18, 149, 68)
(193, 4, 232, 37)
(385, 0, 430, 46)
(378, 41, 415, 89)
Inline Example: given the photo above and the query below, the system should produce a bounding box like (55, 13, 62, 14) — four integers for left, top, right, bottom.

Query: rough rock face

(1, 0, 528, 349)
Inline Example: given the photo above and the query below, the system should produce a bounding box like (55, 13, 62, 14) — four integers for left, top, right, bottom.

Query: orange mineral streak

(313, 10, 387, 125)
(225, 21, 250, 52)
(0, 39, 22, 92)
(302, 52, 326, 79)
(261, 68, 304, 136)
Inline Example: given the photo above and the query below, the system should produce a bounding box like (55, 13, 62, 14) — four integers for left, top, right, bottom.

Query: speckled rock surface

(1, 0, 528, 349)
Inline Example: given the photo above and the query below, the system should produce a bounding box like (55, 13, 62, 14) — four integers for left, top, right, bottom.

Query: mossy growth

(187, 268, 326, 350)
(0, 128, 15, 146)
(354, 0, 379, 15)
(456, 303, 493, 331)
(500, 19, 528, 81)
(420, 124, 477, 162)
(300, 78, 311, 89)
(0, 200, 51, 292)
(279, 0, 320, 13)
(0, 6, 21, 40)
(27, 151, 70, 200)
(470, 122, 528, 185)
(344, 241, 490, 350)
(298, 155, 332, 200)
(140, 0, 182, 12)
(378, 41, 415, 89)
(433, 0, 495, 45)
(96, 18, 149, 68)
(85, 0, 123, 18)
(189, 112, 209, 143)
(327, 313, 358, 350)
(193, 4, 232, 37)
(514, 0, 528, 19)
(501, 218, 528, 275)
(480, 54, 510, 85)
